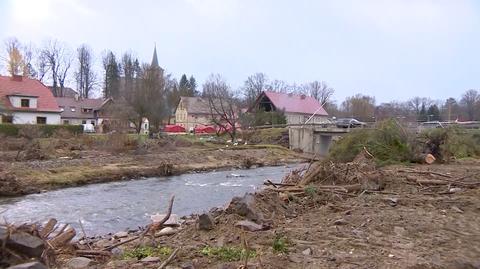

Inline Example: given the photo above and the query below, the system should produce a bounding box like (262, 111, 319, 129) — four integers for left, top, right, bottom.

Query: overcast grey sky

(1, 0, 479, 103)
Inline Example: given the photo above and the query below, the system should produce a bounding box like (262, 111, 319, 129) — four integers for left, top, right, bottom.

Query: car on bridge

(335, 118, 366, 128)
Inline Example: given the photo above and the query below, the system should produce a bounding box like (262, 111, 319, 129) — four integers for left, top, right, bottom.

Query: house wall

(61, 118, 97, 125)
(285, 113, 328, 125)
(12, 112, 61, 124)
(9, 96, 37, 109)
(175, 100, 213, 131)
(177, 113, 212, 131)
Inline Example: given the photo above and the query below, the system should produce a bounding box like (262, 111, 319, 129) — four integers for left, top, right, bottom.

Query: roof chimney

(11, 75, 23, 82)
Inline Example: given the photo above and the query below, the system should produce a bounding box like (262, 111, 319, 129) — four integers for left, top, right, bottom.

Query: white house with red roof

(250, 91, 329, 125)
(0, 75, 61, 124)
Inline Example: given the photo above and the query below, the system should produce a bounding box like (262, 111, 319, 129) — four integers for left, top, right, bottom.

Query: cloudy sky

(0, 0, 479, 103)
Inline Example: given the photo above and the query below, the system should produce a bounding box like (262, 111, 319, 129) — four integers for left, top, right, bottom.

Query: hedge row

(0, 124, 83, 137)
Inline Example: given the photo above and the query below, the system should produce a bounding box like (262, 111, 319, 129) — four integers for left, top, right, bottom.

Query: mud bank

(0, 146, 307, 197)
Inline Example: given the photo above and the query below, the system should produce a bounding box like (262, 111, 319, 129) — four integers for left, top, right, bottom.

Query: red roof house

(0, 75, 61, 124)
(249, 91, 329, 125)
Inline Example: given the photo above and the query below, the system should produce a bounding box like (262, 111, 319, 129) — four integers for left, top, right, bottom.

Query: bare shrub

(103, 133, 138, 153)
(18, 125, 44, 139)
(22, 140, 55, 160)
(52, 128, 74, 139)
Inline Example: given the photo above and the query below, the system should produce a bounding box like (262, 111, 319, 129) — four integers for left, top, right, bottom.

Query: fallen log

(263, 180, 296, 188)
(76, 249, 112, 257)
(39, 219, 57, 238)
(140, 195, 175, 239)
(397, 168, 452, 178)
(412, 153, 436, 164)
(48, 226, 75, 249)
(158, 248, 180, 269)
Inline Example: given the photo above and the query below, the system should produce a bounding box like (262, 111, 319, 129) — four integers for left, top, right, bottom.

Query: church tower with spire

(151, 44, 164, 74)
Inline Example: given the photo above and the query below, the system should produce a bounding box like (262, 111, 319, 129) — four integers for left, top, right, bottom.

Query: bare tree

(306, 81, 334, 105)
(203, 74, 239, 140)
(39, 39, 72, 97)
(243, 73, 268, 107)
(266, 79, 289, 93)
(75, 44, 97, 98)
(21, 42, 37, 78)
(143, 63, 167, 132)
(341, 94, 376, 122)
(460, 89, 479, 121)
(4, 38, 24, 76)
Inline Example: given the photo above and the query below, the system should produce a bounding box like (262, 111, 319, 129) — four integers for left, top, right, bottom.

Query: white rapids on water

(0, 164, 304, 236)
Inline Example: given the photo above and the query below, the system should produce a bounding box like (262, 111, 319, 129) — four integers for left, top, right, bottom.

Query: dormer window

(70, 106, 76, 112)
(82, 108, 93, 113)
(21, 99, 30, 108)
(59, 106, 65, 112)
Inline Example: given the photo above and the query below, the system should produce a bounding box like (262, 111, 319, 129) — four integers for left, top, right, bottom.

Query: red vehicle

(164, 125, 186, 133)
(194, 125, 216, 134)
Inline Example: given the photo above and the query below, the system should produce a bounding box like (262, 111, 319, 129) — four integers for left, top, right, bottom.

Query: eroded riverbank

(0, 144, 307, 197)
(0, 164, 302, 235)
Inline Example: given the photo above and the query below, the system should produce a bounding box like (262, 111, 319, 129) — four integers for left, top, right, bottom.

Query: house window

(21, 99, 30, 108)
(90, 120, 95, 125)
(63, 120, 70, 125)
(82, 120, 87, 124)
(36, 117, 47, 124)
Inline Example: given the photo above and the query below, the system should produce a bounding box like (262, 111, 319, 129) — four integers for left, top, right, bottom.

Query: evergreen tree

(427, 104, 441, 121)
(102, 51, 120, 99)
(418, 103, 427, 122)
(188, 75, 198, 96)
(179, 74, 190, 96)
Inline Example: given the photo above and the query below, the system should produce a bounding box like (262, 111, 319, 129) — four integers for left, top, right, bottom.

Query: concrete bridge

(288, 125, 351, 156)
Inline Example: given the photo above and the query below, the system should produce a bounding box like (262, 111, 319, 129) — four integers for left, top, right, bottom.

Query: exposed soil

(81, 158, 480, 269)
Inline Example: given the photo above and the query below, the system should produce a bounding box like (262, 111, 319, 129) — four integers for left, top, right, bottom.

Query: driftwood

(263, 180, 295, 188)
(103, 236, 139, 251)
(102, 196, 176, 251)
(48, 226, 76, 249)
(76, 249, 112, 257)
(267, 184, 362, 194)
(140, 195, 175, 238)
(397, 168, 452, 178)
(39, 218, 57, 238)
(158, 248, 179, 269)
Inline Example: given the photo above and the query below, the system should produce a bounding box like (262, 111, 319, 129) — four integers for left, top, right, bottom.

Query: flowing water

(0, 164, 303, 236)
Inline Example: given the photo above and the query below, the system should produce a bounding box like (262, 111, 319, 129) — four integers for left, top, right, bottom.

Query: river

(0, 164, 302, 236)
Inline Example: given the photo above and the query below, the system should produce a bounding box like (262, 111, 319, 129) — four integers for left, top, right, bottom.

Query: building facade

(175, 96, 213, 131)
(0, 75, 61, 124)
(250, 91, 329, 125)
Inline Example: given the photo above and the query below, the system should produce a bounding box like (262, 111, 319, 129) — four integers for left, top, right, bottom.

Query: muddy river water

(0, 164, 303, 235)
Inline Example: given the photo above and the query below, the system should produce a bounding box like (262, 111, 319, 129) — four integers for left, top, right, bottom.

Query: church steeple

(151, 44, 159, 68)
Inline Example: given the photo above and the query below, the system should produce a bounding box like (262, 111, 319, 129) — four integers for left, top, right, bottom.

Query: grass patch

(304, 185, 316, 197)
(122, 246, 172, 260)
(272, 236, 288, 254)
(200, 246, 256, 262)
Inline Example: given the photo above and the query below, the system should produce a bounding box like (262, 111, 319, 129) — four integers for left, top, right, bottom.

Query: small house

(0, 75, 61, 124)
(175, 96, 214, 131)
(250, 91, 329, 125)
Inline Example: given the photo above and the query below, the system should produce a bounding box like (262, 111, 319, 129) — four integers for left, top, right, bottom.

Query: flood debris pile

(0, 219, 76, 268)
(329, 119, 480, 165)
